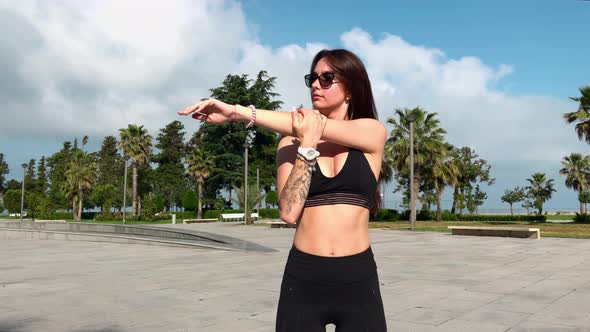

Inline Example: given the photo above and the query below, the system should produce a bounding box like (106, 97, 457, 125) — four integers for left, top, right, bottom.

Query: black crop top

(304, 148, 377, 210)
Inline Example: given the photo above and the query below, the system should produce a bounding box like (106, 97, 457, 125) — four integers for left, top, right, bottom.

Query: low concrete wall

(0, 221, 276, 252)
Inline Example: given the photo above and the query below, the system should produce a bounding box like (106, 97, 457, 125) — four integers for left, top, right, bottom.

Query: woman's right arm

(275, 137, 313, 224)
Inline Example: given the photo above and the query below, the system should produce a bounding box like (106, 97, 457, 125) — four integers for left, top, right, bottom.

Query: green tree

(428, 143, 460, 221)
(472, 184, 487, 214)
(265, 190, 278, 208)
(450, 147, 495, 215)
(0, 153, 9, 200)
(24, 159, 36, 193)
(232, 182, 263, 224)
(579, 191, 590, 214)
(91, 184, 118, 214)
(153, 121, 187, 211)
(4, 189, 21, 214)
(191, 71, 283, 208)
(141, 193, 163, 222)
(97, 136, 124, 186)
(119, 124, 153, 216)
(6, 180, 21, 190)
(186, 147, 215, 219)
(36, 156, 48, 195)
(526, 172, 556, 216)
(25, 192, 53, 220)
(182, 190, 198, 212)
(563, 86, 590, 143)
(385, 107, 446, 223)
(501, 186, 526, 216)
(47, 141, 74, 210)
(63, 150, 98, 220)
(559, 153, 590, 214)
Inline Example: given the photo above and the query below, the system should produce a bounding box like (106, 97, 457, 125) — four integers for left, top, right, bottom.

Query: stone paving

(2, 221, 590, 331)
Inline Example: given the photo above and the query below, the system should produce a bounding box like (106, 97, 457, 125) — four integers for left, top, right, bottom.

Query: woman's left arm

(179, 99, 387, 154)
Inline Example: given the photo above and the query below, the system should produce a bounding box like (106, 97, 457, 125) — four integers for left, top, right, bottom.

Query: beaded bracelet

(245, 105, 256, 128)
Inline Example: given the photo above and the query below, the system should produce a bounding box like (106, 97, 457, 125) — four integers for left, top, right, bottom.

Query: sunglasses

(304, 72, 338, 88)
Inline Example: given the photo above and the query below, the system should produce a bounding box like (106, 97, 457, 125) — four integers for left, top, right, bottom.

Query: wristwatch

(297, 146, 320, 161)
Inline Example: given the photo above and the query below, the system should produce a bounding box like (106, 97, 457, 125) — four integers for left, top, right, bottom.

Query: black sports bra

(305, 148, 377, 210)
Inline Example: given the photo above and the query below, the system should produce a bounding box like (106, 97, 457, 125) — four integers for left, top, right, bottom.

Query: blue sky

(0, 0, 589, 212)
(244, 0, 589, 98)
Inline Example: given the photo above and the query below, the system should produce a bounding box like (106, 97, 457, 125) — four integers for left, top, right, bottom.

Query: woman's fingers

(178, 99, 214, 116)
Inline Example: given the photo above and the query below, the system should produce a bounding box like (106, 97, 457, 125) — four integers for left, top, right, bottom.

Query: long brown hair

(309, 49, 378, 121)
(310, 49, 382, 213)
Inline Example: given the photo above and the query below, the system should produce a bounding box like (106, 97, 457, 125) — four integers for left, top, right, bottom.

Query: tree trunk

(459, 187, 464, 215)
(77, 187, 83, 221)
(197, 181, 203, 220)
(228, 187, 232, 209)
(72, 198, 76, 220)
(510, 203, 513, 216)
(451, 186, 458, 214)
(411, 175, 419, 223)
(436, 188, 443, 222)
(580, 200, 584, 215)
(132, 163, 138, 216)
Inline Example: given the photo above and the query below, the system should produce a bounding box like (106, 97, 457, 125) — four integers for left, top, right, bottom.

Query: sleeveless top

(304, 148, 377, 210)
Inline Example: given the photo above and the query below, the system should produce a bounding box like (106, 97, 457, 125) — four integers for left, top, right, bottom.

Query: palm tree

(385, 107, 446, 222)
(63, 150, 97, 220)
(186, 147, 215, 219)
(119, 124, 152, 216)
(429, 144, 460, 222)
(559, 153, 590, 214)
(526, 172, 556, 216)
(563, 86, 590, 143)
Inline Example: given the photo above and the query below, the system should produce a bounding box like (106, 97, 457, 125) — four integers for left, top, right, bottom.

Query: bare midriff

(293, 204, 370, 257)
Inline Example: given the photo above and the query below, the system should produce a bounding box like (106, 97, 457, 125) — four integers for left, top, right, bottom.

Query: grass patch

(369, 220, 590, 238)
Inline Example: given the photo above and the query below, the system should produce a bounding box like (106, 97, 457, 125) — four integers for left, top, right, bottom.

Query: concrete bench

(267, 221, 296, 229)
(448, 226, 540, 239)
(182, 218, 218, 224)
(220, 213, 259, 222)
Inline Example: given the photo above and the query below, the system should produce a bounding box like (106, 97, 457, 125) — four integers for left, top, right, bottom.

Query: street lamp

(406, 112, 418, 231)
(20, 163, 26, 222)
(243, 143, 249, 224)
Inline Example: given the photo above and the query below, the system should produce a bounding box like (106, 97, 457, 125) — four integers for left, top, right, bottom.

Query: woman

(179, 49, 387, 331)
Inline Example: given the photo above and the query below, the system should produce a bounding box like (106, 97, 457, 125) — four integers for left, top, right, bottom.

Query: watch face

(306, 150, 314, 158)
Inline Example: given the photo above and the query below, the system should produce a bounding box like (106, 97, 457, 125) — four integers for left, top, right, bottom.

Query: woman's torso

(293, 141, 381, 257)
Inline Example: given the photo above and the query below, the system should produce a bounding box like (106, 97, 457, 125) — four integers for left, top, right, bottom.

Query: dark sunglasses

(304, 72, 337, 88)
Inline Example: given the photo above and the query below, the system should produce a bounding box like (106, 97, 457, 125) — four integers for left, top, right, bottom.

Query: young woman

(179, 49, 387, 331)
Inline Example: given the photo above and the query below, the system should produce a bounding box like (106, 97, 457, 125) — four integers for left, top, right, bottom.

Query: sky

(0, 0, 589, 212)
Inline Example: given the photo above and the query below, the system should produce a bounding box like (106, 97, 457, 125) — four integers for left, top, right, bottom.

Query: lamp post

(256, 165, 260, 216)
(406, 112, 418, 231)
(122, 157, 128, 224)
(20, 163, 26, 222)
(243, 143, 249, 224)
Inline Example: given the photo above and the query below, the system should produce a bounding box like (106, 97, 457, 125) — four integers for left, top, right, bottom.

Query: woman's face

(310, 58, 348, 112)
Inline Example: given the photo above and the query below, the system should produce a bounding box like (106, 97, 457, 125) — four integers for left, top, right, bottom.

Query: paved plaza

(2, 221, 590, 331)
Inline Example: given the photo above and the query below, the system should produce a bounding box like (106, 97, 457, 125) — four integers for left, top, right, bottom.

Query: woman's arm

(178, 99, 386, 154)
(234, 105, 387, 154)
(275, 136, 312, 224)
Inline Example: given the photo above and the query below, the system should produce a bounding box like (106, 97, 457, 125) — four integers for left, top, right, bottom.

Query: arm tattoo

(280, 157, 314, 218)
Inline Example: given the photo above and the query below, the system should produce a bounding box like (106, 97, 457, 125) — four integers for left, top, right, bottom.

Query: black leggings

(276, 246, 387, 332)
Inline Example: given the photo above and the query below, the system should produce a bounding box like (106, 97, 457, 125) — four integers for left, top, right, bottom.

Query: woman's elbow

(279, 212, 297, 224)
(278, 204, 298, 224)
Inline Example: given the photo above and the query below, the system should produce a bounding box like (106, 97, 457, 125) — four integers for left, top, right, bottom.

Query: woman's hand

(292, 108, 327, 148)
(177, 98, 235, 124)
